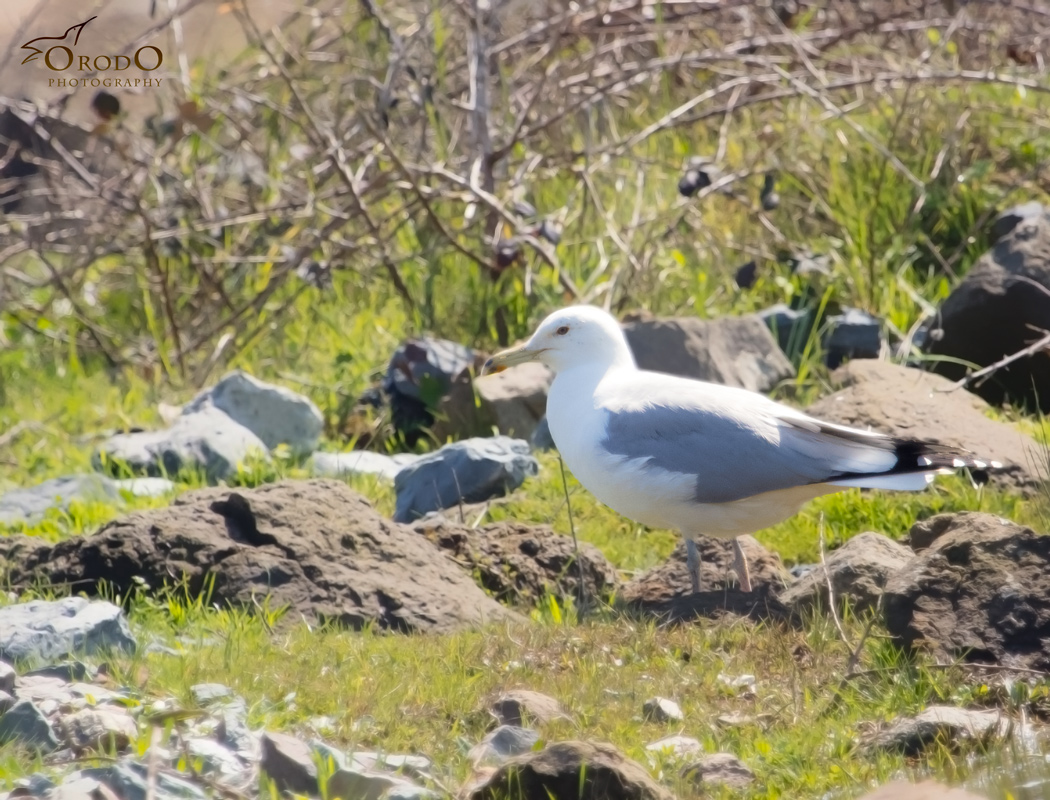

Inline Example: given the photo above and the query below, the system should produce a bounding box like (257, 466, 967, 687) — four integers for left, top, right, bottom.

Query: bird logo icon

(20, 16, 98, 65)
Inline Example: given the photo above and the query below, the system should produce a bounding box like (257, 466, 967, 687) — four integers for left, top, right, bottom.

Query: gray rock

(992, 201, 1045, 242)
(14, 773, 56, 798)
(682, 753, 755, 789)
(0, 699, 60, 751)
(856, 780, 989, 800)
(0, 475, 119, 526)
(185, 737, 250, 780)
(489, 690, 570, 727)
(93, 406, 268, 481)
(0, 597, 136, 663)
(530, 416, 555, 452)
(190, 682, 235, 706)
(112, 477, 177, 498)
(469, 740, 673, 800)
(260, 731, 318, 795)
(0, 660, 13, 693)
(385, 785, 438, 800)
(350, 751, 432, 777)
(867, 706, 1012, 755)
(216, 709, 256, 759)
(441, 362, 552, 441)
(63, 707, 138, 752)
(927, 210, 1050, 412)
(45, 777, 92, 800)
(644, 735, 702, 759)
(78, 761, 208, 800)
(393, 437, 538, 523)
(25, 661, 94, 682)
(183, 370, 324, 454)
(468, 725, 541, 765)
(780, 532, 911, 615)
(642, 697, 684, 723)
(756, 304, 814, 354)
(824, 307, 882, 368)
(311, 451, 421, 481)
(623, 314, 794, 393)
(326, 767, 404, 800)
(883, 512, 1050, 670)
(0, 690, 13, 714)
(385, 338, 476, 402)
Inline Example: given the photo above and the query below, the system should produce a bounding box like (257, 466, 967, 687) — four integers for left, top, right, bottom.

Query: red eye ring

(556, 326, 570, 335)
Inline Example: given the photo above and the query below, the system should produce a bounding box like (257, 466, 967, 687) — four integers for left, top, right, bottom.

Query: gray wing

(600, 401, 901, 504)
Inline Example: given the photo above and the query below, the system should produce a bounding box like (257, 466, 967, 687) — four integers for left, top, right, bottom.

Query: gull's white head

(483, 305, 635, 375)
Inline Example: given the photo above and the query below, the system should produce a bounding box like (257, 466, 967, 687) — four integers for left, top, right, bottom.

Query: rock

(991, 201, 1045, 243)
(490, 690, 571, 727)
(350, 752, 433, 777)
(0, 661, 13, 693)
(8, 481, 515, 634)
(190, 683, 236, 706)
(385, 785, 438, 800)
(681, 753, 754, 789)
(311, 451, 420, 481)
(453, 362, 553, 440)
(415, 517, 620, 606)
(0, 699, 60, 751)
(926, 211, 1050, 412)
(111, 477, 177, 498)
(780, 532, 911, 615)
(183, 370, 324, 453)
(642, 698, 683, 723)
(469, 740, 672, 800)
(867, 706, 1012, 755)
(0, 598, 136, 663)
(0, 691, 13, 714)
(185, 738, 249, 781)
(621, 537, 790, 622)
(393, 437, 538, 523)
(824, 307, 883, 368)
(62, 707, 138, 752)
(806, 360, 1043, 493)
(756, 304, 814, 354)
(93, 406, 268, 481)
(530, 416, 556, 452)
(327, 767, 405, 800)
(469, 725, 541, 765)
(49, 775, 109, 800)
(0, 475, 119, 526)
(383, 337, 479, 441)
(883, 512, 1050, 669)
(644, 735, 702, 759)
(260, 731, 318, 795)
(25, 661, 94, 682)
(623, 314, 794, 393)
(78, 762, 208, 800)
(856, 780, 990, 800)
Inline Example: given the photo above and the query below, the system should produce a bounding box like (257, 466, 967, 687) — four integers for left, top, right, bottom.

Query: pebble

(642, 697, 684, 723)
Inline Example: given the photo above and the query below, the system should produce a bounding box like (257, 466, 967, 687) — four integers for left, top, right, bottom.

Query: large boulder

(806, 360, 1044, 493)
(882, 512, 1050, 670)
(183, 370, 324, 454)
(0, 598, 136, 664)
(620, 537, 791, 623)
(468, 740, 673, 800)
(780, 532, 912, 616)
(926, 210, 1050, 412)
(622, 314, 794, 392)
(393, 437, 538, 523)
(7, 481, 517, 634)
(93, 406, 268, 481)
(414, 517, 620, 606)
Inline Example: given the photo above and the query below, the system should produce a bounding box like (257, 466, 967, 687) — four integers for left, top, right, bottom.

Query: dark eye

(556, 325, 570, 335)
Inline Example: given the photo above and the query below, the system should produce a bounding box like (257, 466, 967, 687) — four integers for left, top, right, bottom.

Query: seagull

(483, 305, 1000, 594)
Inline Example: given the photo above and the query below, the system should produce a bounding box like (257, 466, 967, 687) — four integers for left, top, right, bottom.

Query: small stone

(50, 775, 105, 800)
(112, 478, 177, 498)
(0, 660, 14, 693)
(63, 707, 138, 753)
(468, 725, 540, 765)
(190, 683, 235, 706)
(350, 751, 432, 777)
(311, 451, 420, 481)
(682, 753, 754, 789)
(825, 307, 883, 369)
(260, 731, 318, 795)
(185, 737, 249, 780)
(856, 780, 990, 800)
(0, 690, 14, 714)
(0, 475, 120, 526)
(326, 768, 404, 800)
(644, 735, 702, 759)
(0, 699, 60, 752)
(78, 761, 208, 800)
(642, 697, 684, 723)
(25, 661, 94, 682)
(384, 785, 438, 800)
(490, 690, 570, 727)
(867, 706, 1013, 755)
